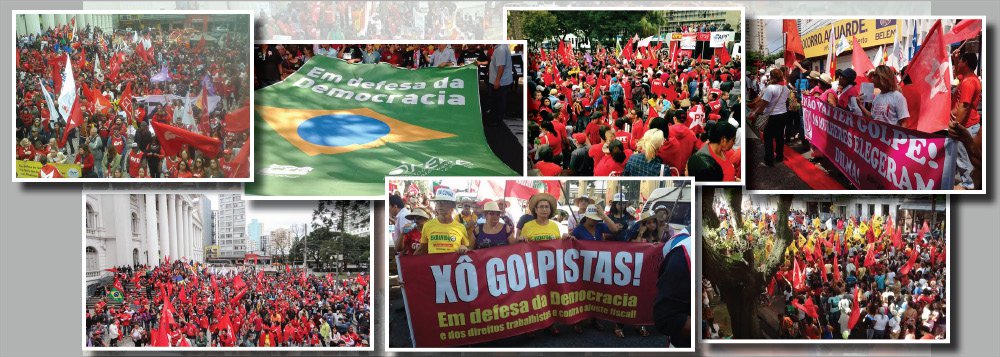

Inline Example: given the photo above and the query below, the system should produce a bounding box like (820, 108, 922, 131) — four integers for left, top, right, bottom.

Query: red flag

(864, 243, 876, 268)
(230, 139, 251, 178)
(178, 284, 187, 303)
(900, 247, 919, 276)
(816, 246, 827, 283)
(229, 287, 248, 306)
(783, 19, 805, 69)
(767, 276, 776, 296)
(211, 275, 221, 304)
(943, 19, 981, 45)
(113, 276, 124, 293)
(714, 46, 731, 66)
(793, 298, 820, 319)
(892, 227, 903, 250)
(833, 248, 841, 282)
(851, 36, 875, 82)
(224, 105, 251, 133)
(792, 258, 806, 291)
(119, 82, 134, 121)
(905, 20, 952, 133)
(917, 221, 930, 246)
(233, 275, 247, 290)
(59, 94, 83, 147)
(151, 120, 222, 158)
(848, 288, 862, 330)
(104, 267, 119, 273)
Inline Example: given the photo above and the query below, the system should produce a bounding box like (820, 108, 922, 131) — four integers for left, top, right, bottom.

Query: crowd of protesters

(704, 197, 947, 340)
(747, 37, 981, 189)
(15, 21, 251, 179)
(86, 260, 370, 347)
(526, 40, 742, 182)
(389, 185, 692, 341)
(256, 2, 486, 41)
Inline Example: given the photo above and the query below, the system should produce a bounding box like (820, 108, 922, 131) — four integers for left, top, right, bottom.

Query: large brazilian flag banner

(248, 56, 517, 197)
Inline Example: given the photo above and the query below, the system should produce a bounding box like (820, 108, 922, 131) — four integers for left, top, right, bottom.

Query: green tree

(702, 187, 795, 339)
(311, 200, 370, 274)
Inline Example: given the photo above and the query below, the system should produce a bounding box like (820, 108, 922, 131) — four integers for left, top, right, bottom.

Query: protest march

(14, 14, 252, 179)
(510, 10, 743, 182)
(747, 18, 982, 191)
(86, 261, 371, 348)
(387, 179, 693, 348)
(249, 43, 521, 198)
(702, 190, 947, 340)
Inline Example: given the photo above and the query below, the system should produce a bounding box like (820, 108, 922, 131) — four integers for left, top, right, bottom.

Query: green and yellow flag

(107, 288, 124, 303)
(247, 56, 517, 197)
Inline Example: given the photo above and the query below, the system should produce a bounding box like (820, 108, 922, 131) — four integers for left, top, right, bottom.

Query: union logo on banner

(255, 106, 455, 156)
(876, 19, 897, 29)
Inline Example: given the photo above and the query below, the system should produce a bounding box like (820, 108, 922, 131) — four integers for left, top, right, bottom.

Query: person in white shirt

(429, 44, 456, 67)
(108, 320, 120, 347)
(872, 308, 890, 339)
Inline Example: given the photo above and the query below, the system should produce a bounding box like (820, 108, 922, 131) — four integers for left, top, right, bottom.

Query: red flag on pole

(223, 105, 251, 133)
(793, 298, 820, 319)
(864, 243, 877, 268)
(714, 46, 731, 66)
(59, 94, 83, 147)
(900, 247, 919, 276)
(151, 120, 222, 158)
(903, 20, 952, 133)
(229, 139, 251, 178)
(942, 19, 981, 45)
(119, 82, 134, 121)
(848, 288, 862, 329)
(851, 36, 875, 82)
(783, 19, 805, 69)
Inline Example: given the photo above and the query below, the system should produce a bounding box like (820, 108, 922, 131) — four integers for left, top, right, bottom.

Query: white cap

(613, 192, 627, 202)
(583, 204, 603, 221)
(433, 188, 456, 202)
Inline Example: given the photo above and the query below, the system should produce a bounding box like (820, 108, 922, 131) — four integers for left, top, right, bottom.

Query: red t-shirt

(594, 155, 625, 176)
(585, 120, 602, 145)
(955, 75, 982, 127)
(539, 132, 562, 156)
(708, 146, 736, 182)
(535, 161, 562, 176)
(127, 151, 144, 177)
(656, 136, 686, 173)
(111, 136, 125, 155)
(614, 130, 633, 151)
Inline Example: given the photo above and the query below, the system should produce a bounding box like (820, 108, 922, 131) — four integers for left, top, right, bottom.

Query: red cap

(573, 133, 587, 144)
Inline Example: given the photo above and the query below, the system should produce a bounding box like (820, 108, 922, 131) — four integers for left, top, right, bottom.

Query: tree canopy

(508, 10, 667, 48)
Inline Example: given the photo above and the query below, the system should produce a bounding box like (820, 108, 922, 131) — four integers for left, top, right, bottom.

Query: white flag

(94, 54, 103, 82)
(835, 36, 852, 56)
(637, 36, 654, 48)
(57, 53, 76, 120)
(39, 79, 59, 126)
(872, 46, 884, 66)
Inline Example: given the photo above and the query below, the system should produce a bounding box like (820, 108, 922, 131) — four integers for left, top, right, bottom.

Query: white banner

(680, 33, 697, 50)
(710, 32, 735, 48)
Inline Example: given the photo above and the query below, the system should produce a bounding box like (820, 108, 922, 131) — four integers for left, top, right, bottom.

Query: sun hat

(483, 201, 503, 213)
(527, 192, 558, 218)
(405, 208, 431, 220)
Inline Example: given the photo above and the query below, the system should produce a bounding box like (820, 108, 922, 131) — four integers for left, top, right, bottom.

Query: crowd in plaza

(86, 260, 370, 347)
(15, 20, 252, 179)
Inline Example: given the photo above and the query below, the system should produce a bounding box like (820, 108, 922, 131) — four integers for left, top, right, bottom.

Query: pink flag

(943, 19, 981, 45)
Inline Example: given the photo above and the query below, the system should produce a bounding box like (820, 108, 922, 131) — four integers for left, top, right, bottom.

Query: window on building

(868, 204, 875, 218)
(86, 204, 97, 229)
(856, 204, 862, 217)
(86, 247, 98, 273)
(131, 212, 140, 234)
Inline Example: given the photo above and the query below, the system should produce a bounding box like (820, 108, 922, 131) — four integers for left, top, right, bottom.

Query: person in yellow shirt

(517, 192, 567, 242)
(417, 188, 471, 255)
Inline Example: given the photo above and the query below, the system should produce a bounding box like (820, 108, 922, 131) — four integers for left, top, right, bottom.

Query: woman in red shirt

(16, 138, 34, 160)
(176, 161, 193, 178)
(594, 140, 628, 176)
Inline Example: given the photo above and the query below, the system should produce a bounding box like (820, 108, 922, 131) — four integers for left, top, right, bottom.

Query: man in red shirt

(533, 146, 562, 176)
(126, 143, 145, 178)
(952, 52, 981, 135)
(37, 156, 62, 178)
(613, 118, 633, 151)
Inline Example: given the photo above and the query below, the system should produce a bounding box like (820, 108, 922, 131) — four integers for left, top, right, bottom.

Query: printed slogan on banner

(397, 239, 665, 347)
(801, 96, 948, 190)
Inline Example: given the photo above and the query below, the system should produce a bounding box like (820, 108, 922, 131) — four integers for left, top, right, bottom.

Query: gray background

(2, 1, 997, 356)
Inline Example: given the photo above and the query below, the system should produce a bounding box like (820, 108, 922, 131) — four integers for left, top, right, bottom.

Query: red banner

(800, 96, 948, 190)
(397, 239, 665, 347)
(696, 32, 712, 41)
(151, 120, 222, 158)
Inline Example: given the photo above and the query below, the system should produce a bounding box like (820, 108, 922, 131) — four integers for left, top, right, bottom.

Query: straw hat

(573, 196, 594, 204)
(819, 73, 833, 85)
(638, 210, 657, 222)
(405, 208, 431, 221)
(808, 71, 821, 80)
(527, 192, 557, 218)
(482, 201, 503, 213)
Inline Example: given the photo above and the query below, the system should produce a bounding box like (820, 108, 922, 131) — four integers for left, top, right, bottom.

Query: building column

(182, 202, 189, 260)
(41, 14, 55, 32)
(113, 195, 132, 267)
(144, 194, 160, 265)
(54, 14, 67, 28)
(157, 194, 169, 266)
(179, 199, 187, 260)
(24, 15, 41, 35)
(167, 195, 177, 260)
